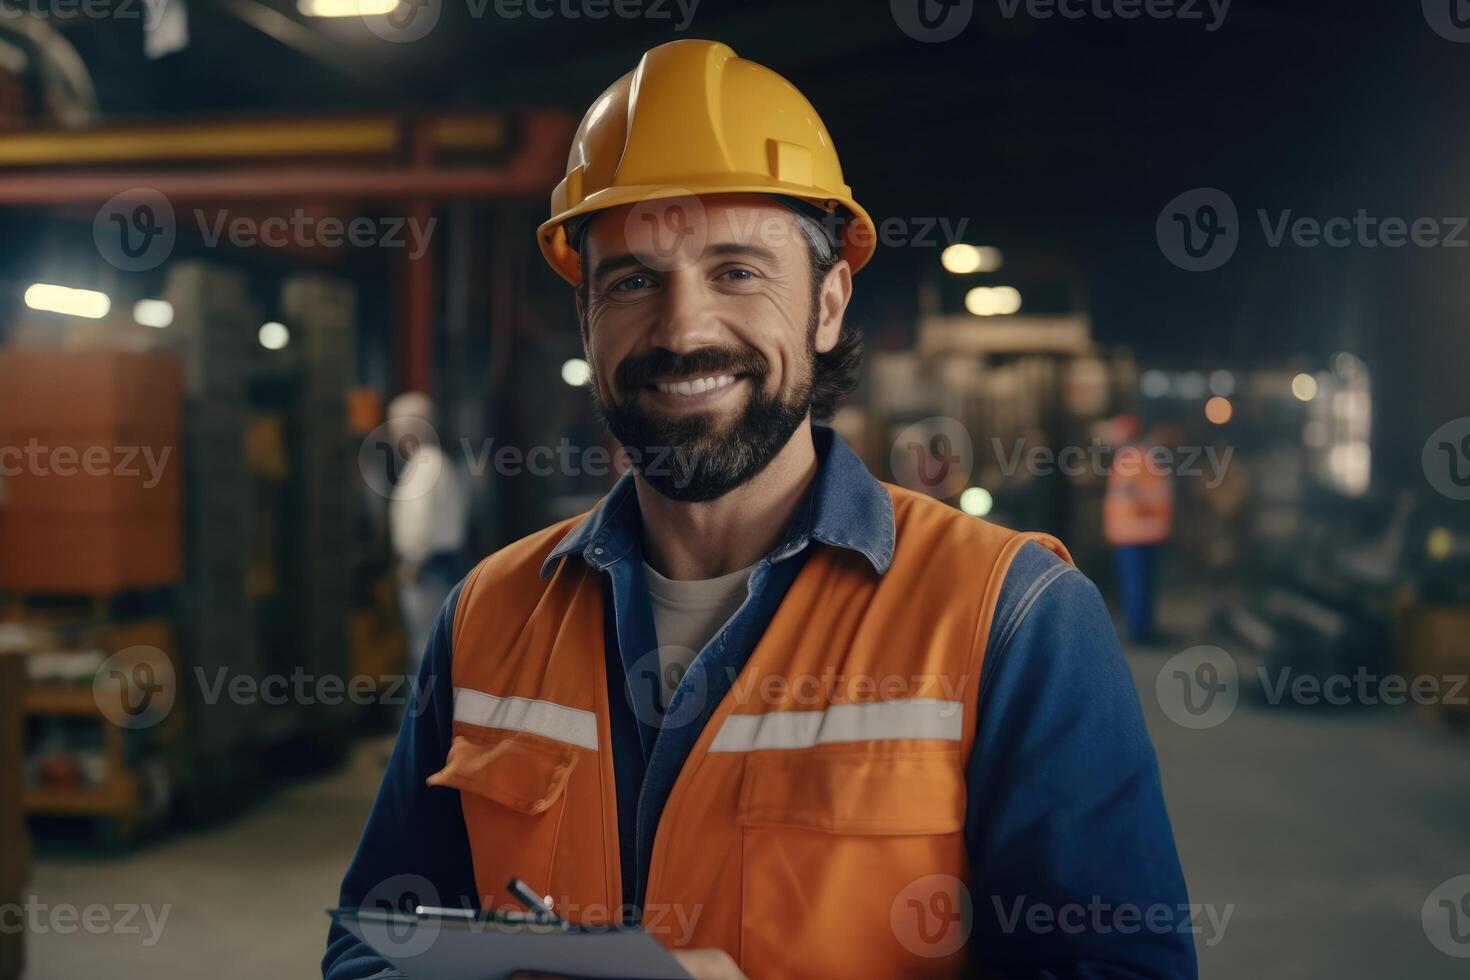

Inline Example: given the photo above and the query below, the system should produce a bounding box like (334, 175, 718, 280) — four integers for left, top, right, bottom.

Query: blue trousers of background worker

(1114, 543, 1159, 643)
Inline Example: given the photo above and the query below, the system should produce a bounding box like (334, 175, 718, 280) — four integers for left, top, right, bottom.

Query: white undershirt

(642, 560, 757, 705)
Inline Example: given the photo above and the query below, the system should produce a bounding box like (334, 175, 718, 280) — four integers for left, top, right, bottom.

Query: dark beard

(592, 336, 815, 503)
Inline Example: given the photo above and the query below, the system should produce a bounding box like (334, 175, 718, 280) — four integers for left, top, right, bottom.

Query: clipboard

(329, 906, 692, 980)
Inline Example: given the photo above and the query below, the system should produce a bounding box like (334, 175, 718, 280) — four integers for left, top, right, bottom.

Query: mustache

(614, 346, 768, 395)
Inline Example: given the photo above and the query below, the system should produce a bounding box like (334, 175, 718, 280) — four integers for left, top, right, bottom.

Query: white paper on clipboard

(330, 908, 692, 980)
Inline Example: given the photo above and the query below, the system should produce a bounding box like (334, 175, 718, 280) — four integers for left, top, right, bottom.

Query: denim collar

(539, 425, 895, 579)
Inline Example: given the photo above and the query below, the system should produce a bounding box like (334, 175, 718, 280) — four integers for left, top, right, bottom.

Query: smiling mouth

(648, 373, 741, 397)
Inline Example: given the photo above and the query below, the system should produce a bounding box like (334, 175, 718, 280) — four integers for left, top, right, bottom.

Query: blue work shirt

(325, 427, 1197, 979)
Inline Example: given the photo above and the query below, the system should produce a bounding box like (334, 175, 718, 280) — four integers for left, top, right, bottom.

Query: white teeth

(655, 374, 737, 396)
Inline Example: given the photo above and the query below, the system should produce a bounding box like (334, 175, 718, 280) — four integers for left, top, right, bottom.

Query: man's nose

(647, 272, 721, 354)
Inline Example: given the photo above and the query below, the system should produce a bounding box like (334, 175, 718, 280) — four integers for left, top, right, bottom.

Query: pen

(507, 877, 561, 924)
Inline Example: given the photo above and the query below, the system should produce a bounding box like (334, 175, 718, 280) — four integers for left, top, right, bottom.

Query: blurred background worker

(385, 392, 469, 672)
(1104, 415, 1174, 644)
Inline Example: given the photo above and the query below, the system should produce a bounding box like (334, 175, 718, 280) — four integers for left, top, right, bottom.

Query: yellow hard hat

(537, 39, 875, 285)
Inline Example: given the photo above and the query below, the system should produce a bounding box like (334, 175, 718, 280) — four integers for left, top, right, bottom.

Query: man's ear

(575, 288, 589, 345)
(814, 260, 853, 354)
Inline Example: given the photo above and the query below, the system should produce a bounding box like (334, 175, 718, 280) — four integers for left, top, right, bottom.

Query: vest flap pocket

(428, 730, 578, 815)
(737, 746, 965, 835)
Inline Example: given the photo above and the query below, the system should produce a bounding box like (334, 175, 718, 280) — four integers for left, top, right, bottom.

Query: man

(325, 40, 1194, 979)
(384, 392, 470, 675)
(1104, 415, 1175, 644)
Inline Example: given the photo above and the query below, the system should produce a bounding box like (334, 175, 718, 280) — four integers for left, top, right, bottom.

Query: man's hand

(511, 946, 747, 980)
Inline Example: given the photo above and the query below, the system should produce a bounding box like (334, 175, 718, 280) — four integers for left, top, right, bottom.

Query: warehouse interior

(2, 2, 1470, 977)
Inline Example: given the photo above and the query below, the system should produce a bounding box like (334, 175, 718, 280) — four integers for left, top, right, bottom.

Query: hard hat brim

(537, 184, 876, 286)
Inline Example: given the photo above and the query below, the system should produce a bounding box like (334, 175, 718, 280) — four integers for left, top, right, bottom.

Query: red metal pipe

(0, 112, 574, 205)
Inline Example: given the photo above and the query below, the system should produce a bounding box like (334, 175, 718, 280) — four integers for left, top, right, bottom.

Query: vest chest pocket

(735, 745, 970, 979)
(427, 727, 577, 913)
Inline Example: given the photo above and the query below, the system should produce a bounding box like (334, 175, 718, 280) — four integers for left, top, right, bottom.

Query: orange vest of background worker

(1103, 444, 1175, 547)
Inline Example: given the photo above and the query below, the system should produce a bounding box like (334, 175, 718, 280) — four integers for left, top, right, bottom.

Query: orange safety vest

(427, 483, 1070, 979)
(1103, 445, 1175, 546)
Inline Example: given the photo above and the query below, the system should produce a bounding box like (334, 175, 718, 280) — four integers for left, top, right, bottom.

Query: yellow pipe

(0, 113, 507, 166)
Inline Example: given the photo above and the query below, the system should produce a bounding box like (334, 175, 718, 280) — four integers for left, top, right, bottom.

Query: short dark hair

(573, 204, 863, 423)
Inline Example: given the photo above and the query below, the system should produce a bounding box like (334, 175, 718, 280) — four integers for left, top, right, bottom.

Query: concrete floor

(21, 593, 1470, 978)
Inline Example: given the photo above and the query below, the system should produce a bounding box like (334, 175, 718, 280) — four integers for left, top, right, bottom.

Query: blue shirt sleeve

(964, 542, 1197, 979)
(322, 582, 479, 980)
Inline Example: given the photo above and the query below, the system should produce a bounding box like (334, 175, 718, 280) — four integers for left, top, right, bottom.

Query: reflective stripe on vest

(438, 484, 1072, 979)
(708, 699, 963, 753)
(452, 689, 599, 750)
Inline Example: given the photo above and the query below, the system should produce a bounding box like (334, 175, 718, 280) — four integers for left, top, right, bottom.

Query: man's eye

(612, 274, 655, 292)
(720, 268, 756, 282)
